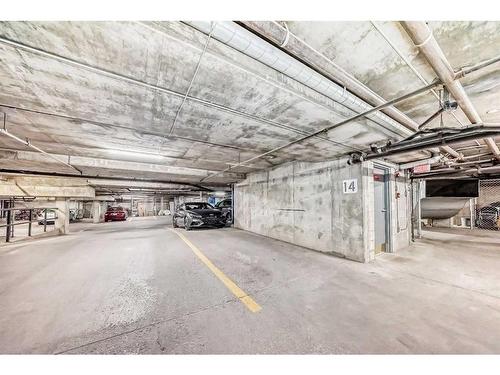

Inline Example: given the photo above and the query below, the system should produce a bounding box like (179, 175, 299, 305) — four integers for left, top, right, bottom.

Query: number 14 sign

(342, 179, 358, 194)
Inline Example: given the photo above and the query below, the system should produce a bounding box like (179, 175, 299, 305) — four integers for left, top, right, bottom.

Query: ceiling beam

(0, 149, 245, 181)
(0, 35, 351, 150)
(0, 171, 221, 191)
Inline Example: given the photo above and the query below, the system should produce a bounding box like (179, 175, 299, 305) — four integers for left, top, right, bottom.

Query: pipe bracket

(414, 30, 434, 48)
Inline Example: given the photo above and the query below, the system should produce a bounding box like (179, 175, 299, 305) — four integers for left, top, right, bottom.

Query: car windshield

(217, 200, 231, 207)
(107, 207, 123, 212)
(185, 203, 213, 210)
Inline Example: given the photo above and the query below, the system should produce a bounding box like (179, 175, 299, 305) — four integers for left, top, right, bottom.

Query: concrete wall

(235, 158, 411, 262)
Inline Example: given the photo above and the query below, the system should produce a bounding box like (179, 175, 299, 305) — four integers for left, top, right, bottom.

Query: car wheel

(226, 212, 232, 224)
(172, 216, 178, 228)
(184, 217, 191, 231)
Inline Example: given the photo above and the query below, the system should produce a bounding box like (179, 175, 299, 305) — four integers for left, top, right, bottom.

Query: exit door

(373, 167, 389, 254)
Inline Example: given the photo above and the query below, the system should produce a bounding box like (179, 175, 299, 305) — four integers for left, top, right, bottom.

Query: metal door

(374, 167, 389, 254)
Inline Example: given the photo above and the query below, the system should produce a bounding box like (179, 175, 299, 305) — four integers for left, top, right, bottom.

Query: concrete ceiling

(0, 21, 499, 189)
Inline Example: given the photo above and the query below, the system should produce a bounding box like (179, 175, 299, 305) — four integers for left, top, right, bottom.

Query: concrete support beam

(4, 150, 245, 181)
(86, 179, 213, 190)
(54, 199, 70, 234)
(94, 195, 116, 202)
(0, 175, 95, 198)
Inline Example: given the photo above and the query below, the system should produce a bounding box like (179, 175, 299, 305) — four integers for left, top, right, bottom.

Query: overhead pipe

(441, 158, 496, 168)
(440, 145, 462, 159)
(418, 107, 464, 159)
(185, 21, 412, 138)
(202, 80, 442, 181)
(371, 21, 465, 128)
(418, 107, 444, 130)
(398, 155, 442, 170)
(201, 53, 500, 181)
(412, 165, 500, 179)
(402, 21, 500, 161)
(353, 126, 500, 162)
(238, 21, 418, 132)
(371, 21, 464, 158)
(461, 152, 494, 160)
(0, 127, 82, 175)
(456, 54, 500, 78)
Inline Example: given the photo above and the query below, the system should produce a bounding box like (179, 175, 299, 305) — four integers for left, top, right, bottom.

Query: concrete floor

(1, 217, 500, 354)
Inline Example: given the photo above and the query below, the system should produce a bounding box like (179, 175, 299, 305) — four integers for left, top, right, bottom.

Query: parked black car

(215, 198, 232, 224)
(172, 202, 226, 230)
(476, 204, 500, 230)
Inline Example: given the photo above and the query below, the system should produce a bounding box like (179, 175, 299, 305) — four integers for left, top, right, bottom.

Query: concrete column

(92, 201, 103, 223)
(55, 199, 70, 234)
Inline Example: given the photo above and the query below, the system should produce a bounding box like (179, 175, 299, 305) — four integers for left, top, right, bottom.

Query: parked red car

(104, 206, 128, 222)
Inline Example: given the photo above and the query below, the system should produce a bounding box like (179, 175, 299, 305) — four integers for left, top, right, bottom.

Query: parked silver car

(37, 209, 57, 225)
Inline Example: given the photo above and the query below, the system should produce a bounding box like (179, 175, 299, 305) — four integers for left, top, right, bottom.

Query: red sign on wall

(413, 164, 430, 174)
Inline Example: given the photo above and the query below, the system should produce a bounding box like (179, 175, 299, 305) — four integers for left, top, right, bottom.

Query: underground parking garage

(1, 18, 500, 356)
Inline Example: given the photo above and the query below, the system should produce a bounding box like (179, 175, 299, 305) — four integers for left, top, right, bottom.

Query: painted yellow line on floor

(169, 229, 262, 313)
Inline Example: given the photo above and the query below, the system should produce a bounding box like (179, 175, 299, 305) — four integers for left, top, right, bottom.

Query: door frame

(373, 163, 393, 253)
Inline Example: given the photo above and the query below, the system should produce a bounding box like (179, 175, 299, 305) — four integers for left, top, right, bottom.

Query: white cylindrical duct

(242, 21, 419, 132)
(186, 21, 412, 137)
(402, 21, 500, 161)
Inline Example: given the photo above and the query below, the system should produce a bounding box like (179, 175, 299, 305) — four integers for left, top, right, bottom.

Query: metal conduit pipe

(201, 54, 500, 181)
(186, 21, 413, 138)
(413, 165, 500, 179)
(358, 126, 500, 161)
(461, 152, 494, 160)
(398, 155, 442, 170)
(239, 21, 418, 132)
(484, 138, 500, 159)
(402, 21, 500, 161)
(440, 145, 462, 159)
(371, 21, 465, 128)
(445, 158, 496, 167)
(201, 80, 442, 181)
(0, 128, 82, 174)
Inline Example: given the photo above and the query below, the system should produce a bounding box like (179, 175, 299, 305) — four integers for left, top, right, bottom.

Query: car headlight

(187, 213, 202, 219)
